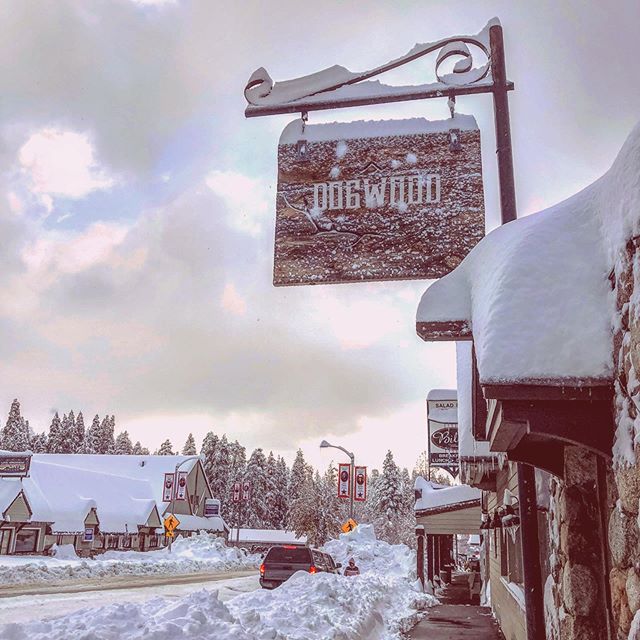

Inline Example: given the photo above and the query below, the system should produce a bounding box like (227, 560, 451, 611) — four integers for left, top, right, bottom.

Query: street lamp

(168, 454, 203, 553)
(320, 440, 355, 520)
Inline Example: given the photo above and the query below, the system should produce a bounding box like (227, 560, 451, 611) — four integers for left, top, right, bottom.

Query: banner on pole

(175, 471, 189, 501)
(274, 116, 485, 286)
(427, 390, 459, 476)
(232, 481, 241, 503)
(163, 473, 174, 502)
(354, 466, 367, 501)
(242, 481, 252, 501)
(337, 463, 351, 499)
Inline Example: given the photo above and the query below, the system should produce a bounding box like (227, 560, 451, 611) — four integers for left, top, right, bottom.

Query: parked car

(259, 545, 341, 589)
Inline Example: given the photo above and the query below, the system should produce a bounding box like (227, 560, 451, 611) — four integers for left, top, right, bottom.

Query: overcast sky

(0, 0, 639, 472)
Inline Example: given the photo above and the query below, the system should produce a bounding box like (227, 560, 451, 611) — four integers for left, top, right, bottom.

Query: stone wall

(545, 447, 612, 640)
(608, 240, 640, 639)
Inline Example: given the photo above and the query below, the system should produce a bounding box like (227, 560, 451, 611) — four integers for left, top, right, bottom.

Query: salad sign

(274, 117, 485, 286)
(427, 390, 459, 477)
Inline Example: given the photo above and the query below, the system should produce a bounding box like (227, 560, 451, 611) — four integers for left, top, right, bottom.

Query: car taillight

(260, 564, 265, 575)
(308, 566, 317, 574)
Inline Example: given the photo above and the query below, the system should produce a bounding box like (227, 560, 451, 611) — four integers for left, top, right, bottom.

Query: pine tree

(244, 448, 269, 528)
(115, 431, 133, 454)
(47, 413, 68, 453)
(288, 471, 320, 544)
(132, 441, 149, 455)
(200, 431, 219, 488)
(287, 449, 309, 528)
(264, 452, 279, 529)
(30, 432, 48, 453)
(72, 411, 85, 453)
(210, 435, 230, 501)
(225, 440, 246, 527)
(315, 464, 344, 545)
(182, 433, 197, 455)
(375, 450, 406, 543)
(83, 415, 102, 453)
(101, 415, 116, 453)
(1, 399, 30, 451)
(157, 439, 174, 455)
(273, 456, 290, 528)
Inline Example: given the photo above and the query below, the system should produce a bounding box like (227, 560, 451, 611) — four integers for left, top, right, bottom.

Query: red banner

(338, 463, 351, 499)
(175, 471, 188, 501)
(354, 466, 367, 501)
(163, 473, 174, 502)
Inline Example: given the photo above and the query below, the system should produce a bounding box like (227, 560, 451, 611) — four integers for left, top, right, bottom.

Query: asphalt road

(0, 570, 260, 624)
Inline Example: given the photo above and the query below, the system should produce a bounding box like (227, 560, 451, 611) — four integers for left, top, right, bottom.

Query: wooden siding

(487, 463, 527, 640)
(4, 493, 32, 522)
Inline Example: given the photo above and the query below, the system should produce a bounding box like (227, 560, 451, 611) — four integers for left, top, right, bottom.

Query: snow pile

(0, 533, 259, 586)
(50, 544, 78, 560)
(323, 524, 414, 578)
(0, 562, 435, 640)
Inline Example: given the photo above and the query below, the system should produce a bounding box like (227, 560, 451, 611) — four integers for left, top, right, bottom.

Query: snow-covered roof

(234, 529, 307, 545)
(32, 454, 200, 512)
(279, 114, 478, 145)
(21, 458, 158, 533)
(174, 514, 227, 533)
(414, 476, 481, 513)
(414, 122, 640, 385)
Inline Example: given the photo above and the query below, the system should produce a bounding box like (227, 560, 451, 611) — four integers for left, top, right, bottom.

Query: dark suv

(259, 545, 341, 589)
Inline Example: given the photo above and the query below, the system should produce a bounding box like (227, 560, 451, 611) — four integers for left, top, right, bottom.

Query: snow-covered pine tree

(29, 432, 48, 453)
(1, 399, 30, 451)
(182, 433, 197, 455)
(225, 440, 246, 527)
(47, 413, 67, 453)
(210, 435, 230, 502)
(264, 452, 279, 529)
(286, 449, 309, 528)
(375, 450, 405, 544)
(273, 456, 290, 529)
(200, 431, 219, 488)
(83, 415, 101, 453)
(244, 448, 269, 528)
(157, 439, 174, 455)
(288, 470, 320, 544)
(315, 464, 344, 545)
(72, 411, 85, 452)
(132, 441, 149, 455)
(115, 431, 133, 454)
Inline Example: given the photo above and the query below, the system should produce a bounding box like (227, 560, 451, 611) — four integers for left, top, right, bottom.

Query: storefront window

(14, 529, 38, 553)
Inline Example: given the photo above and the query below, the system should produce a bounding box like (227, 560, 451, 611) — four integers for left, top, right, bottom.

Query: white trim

(500, 576, 526, 611)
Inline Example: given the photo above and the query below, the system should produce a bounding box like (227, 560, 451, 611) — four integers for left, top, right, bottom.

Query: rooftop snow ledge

(414, 120, 640, 385)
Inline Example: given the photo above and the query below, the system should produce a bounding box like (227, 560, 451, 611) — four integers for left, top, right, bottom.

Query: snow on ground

(0, 533, 259, 586)
(0, 525, 436, 640)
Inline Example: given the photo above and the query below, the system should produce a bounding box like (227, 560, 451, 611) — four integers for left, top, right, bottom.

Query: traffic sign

(164, 514, 180, 533)
(341, 518, 358, 533)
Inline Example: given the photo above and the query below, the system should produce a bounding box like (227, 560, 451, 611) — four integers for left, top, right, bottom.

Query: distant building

(0, 452, 228, 556)
(228, 528, 307, 553)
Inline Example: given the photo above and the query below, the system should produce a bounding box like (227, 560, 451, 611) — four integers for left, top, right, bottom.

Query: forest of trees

(0, 398, 447, 546)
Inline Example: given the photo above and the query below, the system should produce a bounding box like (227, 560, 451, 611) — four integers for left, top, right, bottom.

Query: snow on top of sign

(415, 122, 640, 384)
(236, 528, 307, 544)
(246, 19, 499, 108)
(414, 476, 480, 512)
(279, 113, 478, 144)
(456, 342, 493, 459)
(0, 478, 23, 515)
(170, 514, 227, 533)
(426, 389, 457, 401)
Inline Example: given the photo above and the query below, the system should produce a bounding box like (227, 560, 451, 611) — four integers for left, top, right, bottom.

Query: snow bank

(0, 530, 436, 640)
(0, 533, 259, 586)
(323, 524, 415, 578)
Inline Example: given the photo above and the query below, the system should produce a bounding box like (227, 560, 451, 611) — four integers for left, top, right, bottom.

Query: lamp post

(320, 440, 355, 520)
(168, 454, 202, 553)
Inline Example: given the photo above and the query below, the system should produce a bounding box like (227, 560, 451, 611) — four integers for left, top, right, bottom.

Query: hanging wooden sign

(427, 390, 459, 476)
(274, 115, 485, 286)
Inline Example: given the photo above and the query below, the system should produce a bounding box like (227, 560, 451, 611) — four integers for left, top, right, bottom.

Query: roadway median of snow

(0, 533, 259, 586)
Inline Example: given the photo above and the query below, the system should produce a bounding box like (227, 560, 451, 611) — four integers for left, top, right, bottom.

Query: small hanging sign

(274, 115, 485, 286)
(337, 463, 351, 499)
(162, 473, 174, 502)
(427, 390, 459, 477)
(354, 466, 367, 501)
(175, 471, 189, 501)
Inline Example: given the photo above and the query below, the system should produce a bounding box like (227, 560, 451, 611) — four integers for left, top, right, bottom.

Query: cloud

(18, 129, 114, 200)
(206, 170, 271, 236)
(221, 282, 247, 316)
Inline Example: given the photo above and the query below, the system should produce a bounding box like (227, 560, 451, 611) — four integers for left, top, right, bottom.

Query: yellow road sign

(165, 530, 174, 538)
(164, 514, 180, 532)
(341, 518, 358, 534)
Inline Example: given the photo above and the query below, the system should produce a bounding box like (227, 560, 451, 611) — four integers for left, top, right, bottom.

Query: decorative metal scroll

(245, 18, 503, 116)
